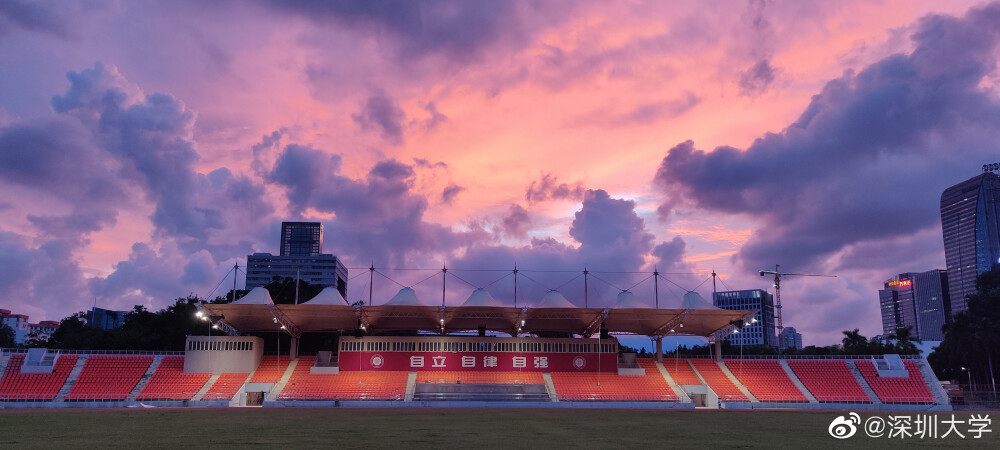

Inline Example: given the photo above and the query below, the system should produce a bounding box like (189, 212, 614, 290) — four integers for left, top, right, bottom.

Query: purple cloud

(441, 183, 464, 204)
(262, 0, 526, 63)
(525, 173, 585, 204)
(500, 204, 531, 239)
(351, 91, 406, 145)
(655, 2, 1000, 272)
(738, 59, 777, 96)
(0, 0, 71, 40)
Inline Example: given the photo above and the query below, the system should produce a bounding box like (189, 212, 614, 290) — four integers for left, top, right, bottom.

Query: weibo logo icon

(828, 412, 861, 439)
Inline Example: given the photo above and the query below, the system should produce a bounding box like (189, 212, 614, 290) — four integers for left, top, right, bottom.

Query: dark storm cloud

(500, 204, 531, 239)
(267, 145, 479, 265)
(0, 116, 123, 241)
(525, 173, 585, 204)
(738, 59, 777, 96)
(736, 0, 778, 96)
(269, 144, 343, 214)
(654, 3, 1000, 271)
(262, 0, 523, 62)
(419, 101, 448, 131)
(0, 63, 278, 318)
(0, 116, 123, 205)
(0, 0, 71, 39)
(447, 190, 684, 307)
(90, 243, 186, 306)
(351, 92, 406, 145)
(51, 63, 274, 243)
(440, 183, 464, 204)
(0, 230, 89, 318)
(653, 236, 687, 270)
(265, 144, 674, 303)
(570, 190, 655, 271)
(251, 128, 285, 176)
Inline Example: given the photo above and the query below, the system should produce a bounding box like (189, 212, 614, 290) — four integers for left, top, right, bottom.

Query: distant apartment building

(246, 222, 348, 297)
(940, 168, 1000, 313)
(778, 326, 803, 350)
(1, 309, 29, 344)
(1, 309, 59, 345)
(878, 270, 950, 341)
(712, 289, 776, 347)
(28, 321, 59, 342)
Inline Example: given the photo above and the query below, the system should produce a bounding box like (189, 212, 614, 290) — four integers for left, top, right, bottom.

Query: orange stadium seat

(136, 356, 211, 401)
(0, 354, 78, 401)
(278, 356, 407, 400)
(786, 360, 870, 403)
(66, 355, 153, 401)
(662, 358, 703, 385)
(688, 359, 747, 401)
(249, 356, 291, 383)
(201, 373, 250, 401)
(854, 359, 934, 403)
(723, 359, 807, 402)
(549, 360, 677, 402)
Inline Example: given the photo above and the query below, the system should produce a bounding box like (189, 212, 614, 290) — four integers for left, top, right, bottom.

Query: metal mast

(759, 264, 836, 345)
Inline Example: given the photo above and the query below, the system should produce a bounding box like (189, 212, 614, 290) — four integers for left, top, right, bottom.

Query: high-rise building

(713, 289, 776, 347)
(940, 169, 1000, 313)
(247, 222, 348, 298)
(280, 222, 323, 257)
(245, 253, 348, 296)
(778, 327, 803, 350)
(878, 270, 950, 341)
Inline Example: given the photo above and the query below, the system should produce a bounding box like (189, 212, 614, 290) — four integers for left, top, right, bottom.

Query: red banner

(338, 351, 618, 372)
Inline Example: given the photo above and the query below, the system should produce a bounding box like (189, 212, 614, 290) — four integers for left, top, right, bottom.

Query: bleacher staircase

(542, 373, 558, 402)
(404, 372, 417, 401)
(127, 355, 165, 402)
(914, 359, 949, 405)
(778, 359, 817, 403)
(654, 361, 691, 403)
(192, 374, 220, 401)
(845, 359, 882, 404)
(716, 360, 757, 402)
(54, 355, 88, 401)
(267, 358, 299, 401)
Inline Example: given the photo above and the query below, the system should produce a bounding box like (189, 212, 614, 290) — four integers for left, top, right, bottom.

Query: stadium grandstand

(0, 288, 950, 410)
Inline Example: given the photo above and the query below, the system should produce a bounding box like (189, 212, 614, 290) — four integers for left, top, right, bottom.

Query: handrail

(1, 348, 185, 356)
(657, 354, 923, 360)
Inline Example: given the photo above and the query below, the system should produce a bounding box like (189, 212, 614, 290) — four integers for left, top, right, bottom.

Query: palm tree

(890, 325, 920, 355)
(842, 329, 868, 354)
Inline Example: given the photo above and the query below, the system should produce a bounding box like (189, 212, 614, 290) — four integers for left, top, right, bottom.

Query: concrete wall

(184, 336, 263, 374)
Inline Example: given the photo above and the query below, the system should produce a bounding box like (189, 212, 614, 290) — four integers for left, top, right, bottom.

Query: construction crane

(759, 264, 836, 345)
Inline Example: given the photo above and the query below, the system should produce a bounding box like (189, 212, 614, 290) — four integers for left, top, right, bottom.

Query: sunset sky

(2, 0, 999, 346)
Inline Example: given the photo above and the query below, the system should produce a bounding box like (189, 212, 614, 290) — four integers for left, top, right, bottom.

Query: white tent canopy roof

(462, 288, 502, 307)
(385, 287, 425, 306)
(234, 287, 274, 305)
(536, 290, 575, 308)
(682, 291, 719, 310)
(615, 291, 652, 308)
(304, 287, 348, 306)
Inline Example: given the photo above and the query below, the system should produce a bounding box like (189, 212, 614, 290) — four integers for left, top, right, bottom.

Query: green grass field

(1, 408, 996, 449)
